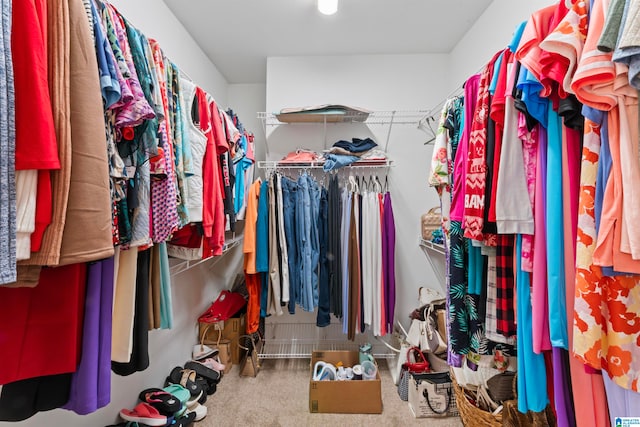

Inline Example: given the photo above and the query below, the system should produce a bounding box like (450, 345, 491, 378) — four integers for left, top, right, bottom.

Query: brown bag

(421, 207, 442, 240)
(238, 334, 261, 377)
(199, 324, 232, 374)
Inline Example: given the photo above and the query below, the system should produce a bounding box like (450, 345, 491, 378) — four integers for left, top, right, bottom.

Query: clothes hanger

(348, 175, 357, 193)
(374, 175, 382, 193)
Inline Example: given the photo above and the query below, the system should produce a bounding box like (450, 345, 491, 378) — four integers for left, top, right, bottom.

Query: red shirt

(197, 90, 225, 257)
(12, 0, 59, 171)
(13, 0, 61, 252)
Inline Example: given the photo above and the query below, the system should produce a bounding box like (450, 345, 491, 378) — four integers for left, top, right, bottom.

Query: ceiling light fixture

(318, 0, 338, 15)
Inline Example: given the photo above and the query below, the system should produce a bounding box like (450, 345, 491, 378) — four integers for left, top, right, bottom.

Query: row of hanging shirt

(242, 169, 396, 339)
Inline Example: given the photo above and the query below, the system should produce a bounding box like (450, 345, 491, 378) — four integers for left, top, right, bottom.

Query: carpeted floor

(200, 359, 463, 427)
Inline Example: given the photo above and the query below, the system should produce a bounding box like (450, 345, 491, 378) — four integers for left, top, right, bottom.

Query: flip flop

(198, 357, 226, 373)
(138, 388, 182, 416)
(173, 412, 196, 427)
(185, 402, 207, 422)
(184, 361, 221, 383)
(119, 402, 167, 427)
(162, 384, 191, 406)
(193, 377, 209, 404)
(167, 367, 203, 397)
(204, 378, 217, 396)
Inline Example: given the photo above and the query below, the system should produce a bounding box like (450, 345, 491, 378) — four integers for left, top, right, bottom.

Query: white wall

(2, 2, 240, 426)
(228, 83, 267, 170)
(265, 54, 449, 332)
(448, 0, 557, 92)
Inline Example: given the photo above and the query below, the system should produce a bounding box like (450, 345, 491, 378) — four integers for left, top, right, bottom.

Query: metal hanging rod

(256, 160, 393, 170)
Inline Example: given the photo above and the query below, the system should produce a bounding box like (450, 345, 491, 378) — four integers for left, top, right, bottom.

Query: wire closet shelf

(260, 322, 398, 360)
(257, 110, 428, 126)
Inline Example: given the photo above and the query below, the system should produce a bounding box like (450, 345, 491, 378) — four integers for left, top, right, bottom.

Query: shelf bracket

(383, 110, 396, 154)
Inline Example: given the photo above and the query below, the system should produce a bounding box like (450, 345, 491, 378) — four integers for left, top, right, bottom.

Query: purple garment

(552, 347, 576, 427)
(603, 371, 640, 425)
(105, 4, 154, 129)
(63, 257, 115, 415)
(383, 192, 396, 333)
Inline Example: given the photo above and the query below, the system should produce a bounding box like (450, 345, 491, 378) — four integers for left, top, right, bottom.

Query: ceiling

(163, 0, 493, 84)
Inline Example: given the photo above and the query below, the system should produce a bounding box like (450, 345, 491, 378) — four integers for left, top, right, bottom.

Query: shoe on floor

(173, 411, 196, 427)
(198, 357, 226, 373)
(192, 344, 218, 361)
(184, 360, 221, 383)
(185, 402, 207, 422)
(138, 388, 182, 416)
(167, 367, 203, 397)
(119, 402, 167, 427)
(162, 384, 191, 407)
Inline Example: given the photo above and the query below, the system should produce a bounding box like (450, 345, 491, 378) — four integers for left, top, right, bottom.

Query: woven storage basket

(452, 374, 502, 427)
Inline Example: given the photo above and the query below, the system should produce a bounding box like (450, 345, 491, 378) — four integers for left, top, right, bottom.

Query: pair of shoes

(166, 367, 203, 398)
(162, 384, 191, 419)
(185, 398, 207, 422)
(198, 357, 226, 374)
(185, 360, 222, 383)
(138, 388, 181, 416)
(184, 360, 221, 397)
(119, 402, 167, 426)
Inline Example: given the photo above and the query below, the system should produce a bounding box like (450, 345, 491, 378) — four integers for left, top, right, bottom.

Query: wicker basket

(452, 375, 502, 427)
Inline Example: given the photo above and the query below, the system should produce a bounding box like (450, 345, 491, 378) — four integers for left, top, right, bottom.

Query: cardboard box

(309, 350, 382, 414)
(408, 374, 458, 418)
(198, 314, 246, 365)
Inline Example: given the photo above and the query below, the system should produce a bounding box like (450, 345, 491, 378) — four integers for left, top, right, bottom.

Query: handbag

(393, 321, 411, 385)
(198, 290, 246, 324)
(421, 207, 442, 240)
(424, 303, 447, 354)
(414, 371, 458, 417)
(486, 371, 516, 403)
(397, 347, 430, 401)
(419, 286, 445, 306)
(238, 334, 261, 377)
(199, 323, 232, 373)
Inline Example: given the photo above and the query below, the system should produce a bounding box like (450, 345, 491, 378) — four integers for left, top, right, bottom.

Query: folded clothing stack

(323, 138, 387, 171)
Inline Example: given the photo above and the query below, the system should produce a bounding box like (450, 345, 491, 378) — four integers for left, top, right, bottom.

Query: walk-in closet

(2, 1, 640, 426)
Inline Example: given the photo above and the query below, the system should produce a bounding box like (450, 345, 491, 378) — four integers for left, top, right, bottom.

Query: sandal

(193, 377, 209, 404)
(198, 357, 226, 373)
(173, 411, 196, 427)
(119, 402, 167, 427)
(162, 384, 191, 407)
(185, 402, 207, 422)
(138, 388, 181, 416)
(167, 367, 203, 397)
(184, 360, 221, 383)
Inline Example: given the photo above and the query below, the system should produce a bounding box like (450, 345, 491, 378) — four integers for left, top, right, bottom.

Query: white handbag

(419, 286, 445, 306)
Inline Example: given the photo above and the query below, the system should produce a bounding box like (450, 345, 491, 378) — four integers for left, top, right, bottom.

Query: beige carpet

(200, 359, 463, 427)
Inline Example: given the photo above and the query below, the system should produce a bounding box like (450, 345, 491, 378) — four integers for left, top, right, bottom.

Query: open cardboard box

(309, 350, 383, 414)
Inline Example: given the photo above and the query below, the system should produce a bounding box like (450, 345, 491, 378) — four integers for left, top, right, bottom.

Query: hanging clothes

(328, 175, 342, 319)
(0, 263, 87, 384)
(382, 190, 396, 336)
(64, 257, 115, 415)
(112, 248, 151, 376)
